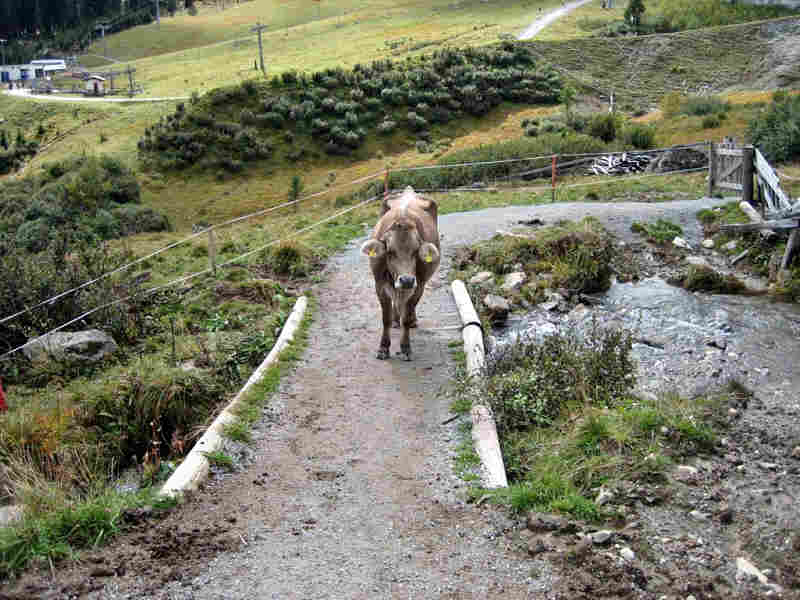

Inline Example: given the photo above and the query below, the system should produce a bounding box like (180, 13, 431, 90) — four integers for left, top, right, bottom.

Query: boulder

(483, 294, 510, 323)
(702, 238, 715, 249)
(672, 237, 692, 251)
(23, 330, 118, 364)
(469, 271, 494, 286)
(500, 271, 527, 293)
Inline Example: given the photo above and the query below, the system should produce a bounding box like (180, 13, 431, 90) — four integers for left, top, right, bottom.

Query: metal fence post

(551, 154, 558, 203)
(707, 141, 716, 198)
(742, 145, 755, 205)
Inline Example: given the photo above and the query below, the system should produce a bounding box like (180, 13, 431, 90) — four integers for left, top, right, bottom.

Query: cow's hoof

(396, 349, 412, 361)
(377, 348, 390, 360)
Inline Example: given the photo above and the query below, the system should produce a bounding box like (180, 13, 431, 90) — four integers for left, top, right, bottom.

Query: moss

(678, 265, 746, 294)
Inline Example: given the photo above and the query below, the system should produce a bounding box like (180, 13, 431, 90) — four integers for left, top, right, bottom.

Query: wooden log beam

(719, 219, 799, 233)
(781, 228, 800, 271)
(738, 201, 775, 238)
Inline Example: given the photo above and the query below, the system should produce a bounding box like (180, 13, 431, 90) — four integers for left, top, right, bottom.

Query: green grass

(529, 18, 800, 110)
(202, 450, 236, 471)
(0, 486, 176, 580)
(630, 218, 683, 244)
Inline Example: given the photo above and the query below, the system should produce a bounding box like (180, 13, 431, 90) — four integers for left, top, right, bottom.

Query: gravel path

(518, 0, 596, 40)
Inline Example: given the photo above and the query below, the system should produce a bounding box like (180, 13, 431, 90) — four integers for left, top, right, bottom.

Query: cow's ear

(361, 238, 386, 259)
(418, 242, 439, 264)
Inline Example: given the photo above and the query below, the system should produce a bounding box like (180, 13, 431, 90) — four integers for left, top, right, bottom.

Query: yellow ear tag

(424, 254, 433, 263)
(368, 249, 377, 258)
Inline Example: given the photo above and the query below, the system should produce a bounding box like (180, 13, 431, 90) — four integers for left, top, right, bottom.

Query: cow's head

(361, 215, 439, 291)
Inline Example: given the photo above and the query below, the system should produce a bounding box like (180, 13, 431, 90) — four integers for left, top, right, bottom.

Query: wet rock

(702, 238, 715, 249)
(527, 537, 547, 556)
(620, 546, 635, 562)
(736, 556, 768, 584)
(689, 510, 708, 520)
(686, 256, 710, 268)
(500, 272, 527, 292)
(673, 237, 692, 250)
(483, 294, 510, 323)
(791, 446, 800, 460)
(526, 512, 576, 534)
(590, 530, 613, 545)
(718, 504, 734, 524)
(469, 271, 494, 286)
(674, 465, 698, 481)
(23, 329, 118, 364)
(0, 505, 23, 526)
(757, 462, 779, 471)
(722, 240, 738, 251)
(595, 489, 614, 506)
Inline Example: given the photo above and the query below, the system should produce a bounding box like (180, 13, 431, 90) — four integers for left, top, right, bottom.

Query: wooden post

(208, 229, 217, 276)
(742, 145, 755, 205)
(780, 228, 799, 271)
(251, 22, 268, 75)
(551, 154, 558, 203)
(381, 167, 390, 216)
(707, 141, 716, 198)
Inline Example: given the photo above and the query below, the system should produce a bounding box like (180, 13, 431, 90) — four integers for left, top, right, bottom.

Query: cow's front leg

(397, 286, 424, 361)
(377, 284, 393, 360)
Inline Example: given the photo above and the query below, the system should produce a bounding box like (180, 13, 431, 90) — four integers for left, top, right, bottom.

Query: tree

(625, 0, 645, 32)
(288, 175, 303, 212)
(559, 85, 577, 126)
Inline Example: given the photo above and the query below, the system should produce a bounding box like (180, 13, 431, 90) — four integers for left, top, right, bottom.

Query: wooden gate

(708, 140, 754, 202)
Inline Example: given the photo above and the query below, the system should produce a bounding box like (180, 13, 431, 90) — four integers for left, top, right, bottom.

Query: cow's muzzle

(396, 275, 417, 290)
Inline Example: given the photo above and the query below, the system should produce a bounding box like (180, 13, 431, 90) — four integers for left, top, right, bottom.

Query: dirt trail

(518, 0, 595, 40)
(9, 198, 739, 600)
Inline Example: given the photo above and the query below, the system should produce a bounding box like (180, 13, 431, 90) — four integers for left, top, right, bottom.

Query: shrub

(623, 124, 656, 149)
(659, 91, 685, 117)
(15, 219, 50, 253)
(483, 325, 635, 434)
(702, 115, 721, 129)
(588, 112, 621, 142)
(748, 93, 800, 163)
(682, 95, 730, 116)
(377, 120, 397, 135)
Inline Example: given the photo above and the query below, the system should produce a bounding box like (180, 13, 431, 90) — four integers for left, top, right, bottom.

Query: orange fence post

(551, 154, 558, 203)
(0, 377, 7, 412)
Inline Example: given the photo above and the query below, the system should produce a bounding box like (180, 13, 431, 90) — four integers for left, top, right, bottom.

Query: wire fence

(0, 193, 381, 361)
(1, 140, 713, 360)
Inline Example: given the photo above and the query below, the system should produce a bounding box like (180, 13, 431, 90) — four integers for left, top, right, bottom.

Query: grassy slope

(530, 16, 800, 109)
(82, 0, 562, 96)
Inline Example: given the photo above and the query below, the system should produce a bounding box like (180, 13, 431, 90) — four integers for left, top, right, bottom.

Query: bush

(659, 91, 685, 117)
(702, 115, 721, 129)
(623, 124, 656, 149)
(377, 120, 397, 135)
(588, 112, 621, 143)
(484, 325, 635, 434)
(682, 95, 730, 116)
(748, 93, 800, 163)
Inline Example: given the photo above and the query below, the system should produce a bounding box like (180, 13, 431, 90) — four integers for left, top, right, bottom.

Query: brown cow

(361, 186, 440, 361)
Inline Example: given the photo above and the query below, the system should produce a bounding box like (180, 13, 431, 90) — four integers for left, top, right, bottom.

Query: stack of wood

(589, 153, 652, 176)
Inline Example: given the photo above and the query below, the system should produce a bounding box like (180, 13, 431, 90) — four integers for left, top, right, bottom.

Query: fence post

(208, 229, 217, 276)
(551, 154, 558, 203)
(742, 145, 755, 205)
(381, 167, 390, 216)
(707, 141, 716, 198)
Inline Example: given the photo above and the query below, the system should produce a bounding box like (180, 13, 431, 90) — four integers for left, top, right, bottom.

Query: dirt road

(518, 0, 596, 40)
(7, 197, 750, 600)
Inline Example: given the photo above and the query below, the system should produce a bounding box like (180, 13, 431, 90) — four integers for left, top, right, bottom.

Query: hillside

(529, 16, 800, 109)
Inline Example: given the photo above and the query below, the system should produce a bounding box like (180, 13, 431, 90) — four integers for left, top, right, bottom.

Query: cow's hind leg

(377, 285, 392, 360)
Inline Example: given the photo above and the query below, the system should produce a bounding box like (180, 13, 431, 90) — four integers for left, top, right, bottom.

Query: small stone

(728, 408, 739, 416)
(702, 238, 715, 249)
(758, 462, 779, 471)
(673, 236, 692, 250)
(500, 271, 527, 292)
(686, 255, 710, 267)
(590, 530, 613, 545)
(792, 446, 800, 459)
(676, 465, 698, 478)
(483, 294, 510, 323)
(526, 512, 568, 533)
(469, 271, 493, 286)
(718, 504, 734, 524)
(595, 489, 614, 506)
(736, 556, 768, 584)
(722, 240, 738, 251)
(689, 510, 708, 520)
(687, 595, 697, 600)
(527, 538, 547, 556)
(620, 546, 635, 562)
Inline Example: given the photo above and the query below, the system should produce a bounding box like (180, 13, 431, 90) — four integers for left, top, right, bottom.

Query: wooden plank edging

(159, 296, 309, 500)
(450, 281, 508, 489)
